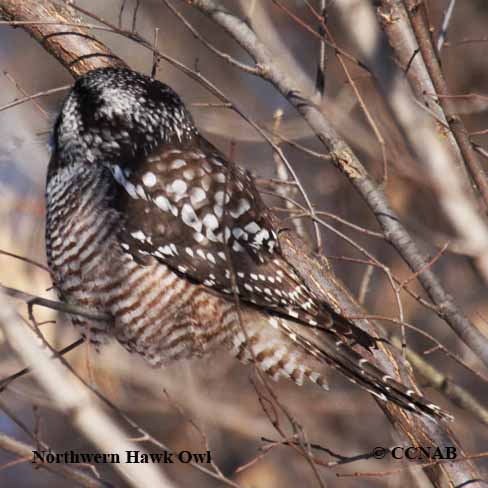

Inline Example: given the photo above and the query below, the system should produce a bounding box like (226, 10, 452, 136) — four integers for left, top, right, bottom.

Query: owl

(45, 67, 449, 421)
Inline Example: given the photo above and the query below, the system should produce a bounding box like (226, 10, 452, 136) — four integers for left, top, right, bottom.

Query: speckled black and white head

(52, 68, 196, 166)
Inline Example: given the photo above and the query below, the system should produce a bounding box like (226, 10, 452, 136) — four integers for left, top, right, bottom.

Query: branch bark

(0, 0, 126, 77)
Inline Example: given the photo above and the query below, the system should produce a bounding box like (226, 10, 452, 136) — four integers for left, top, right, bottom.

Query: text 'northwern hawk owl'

(45, 67, 450, 421)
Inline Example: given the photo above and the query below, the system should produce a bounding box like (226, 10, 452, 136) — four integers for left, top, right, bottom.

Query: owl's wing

(107, 135, 375, 349)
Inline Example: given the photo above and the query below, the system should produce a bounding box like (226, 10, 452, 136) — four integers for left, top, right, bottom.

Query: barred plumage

(45, 67, 451, 421)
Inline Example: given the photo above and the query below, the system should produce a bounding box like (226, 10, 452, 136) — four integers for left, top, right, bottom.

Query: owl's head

(53, 68, 195, 165)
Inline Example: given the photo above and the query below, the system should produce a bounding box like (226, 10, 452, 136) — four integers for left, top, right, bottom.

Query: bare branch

(0, 431, 107, 488)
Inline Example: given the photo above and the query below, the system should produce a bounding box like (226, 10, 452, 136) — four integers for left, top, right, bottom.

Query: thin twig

(437, 0, 457, 52)
(1, 284, 110, 321)
(0, 84, 70, 113)
(0, 338, 85, 393)
(0, 432, 108, 488)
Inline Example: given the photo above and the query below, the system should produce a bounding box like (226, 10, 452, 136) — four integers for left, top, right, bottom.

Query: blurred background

(0, 0, 487, 486)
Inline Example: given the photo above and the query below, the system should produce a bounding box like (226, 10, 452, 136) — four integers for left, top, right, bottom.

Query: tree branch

(403, 0, 488, 210)
(0, 0, 126, 77)
(374, 0, 488, 283)
(0, 431, 109, 488)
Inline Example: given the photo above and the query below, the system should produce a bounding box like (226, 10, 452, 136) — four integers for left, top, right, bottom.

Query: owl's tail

(233, 310, 452, 422)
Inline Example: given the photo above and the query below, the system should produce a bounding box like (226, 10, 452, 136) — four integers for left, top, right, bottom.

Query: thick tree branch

(403, 0, 488, 210)
(0, 0, 126, 77)
(374, 1, 488, 283)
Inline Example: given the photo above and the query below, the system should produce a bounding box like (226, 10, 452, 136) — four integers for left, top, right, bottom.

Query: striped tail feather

(277, 318, 453, 421)
(234, 310, 452, 421)
(229, 310, 331, 391)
